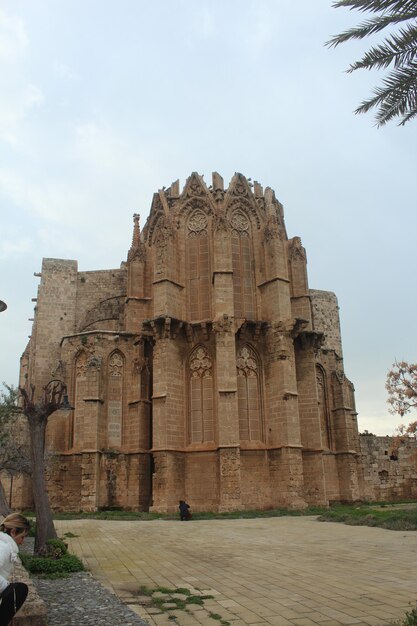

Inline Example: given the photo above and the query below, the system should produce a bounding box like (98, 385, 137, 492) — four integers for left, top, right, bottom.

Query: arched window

(107, 351, 124, 447)
(188, 346, 214, 444)
(72, 351, 88, 448)
(316, 365, 331, 449)
(236, 345, 263, 442)
(186, 209, 211, 321)
(231, 209, 256, 319)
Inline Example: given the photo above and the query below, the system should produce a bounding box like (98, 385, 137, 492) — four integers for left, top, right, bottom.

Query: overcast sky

(0, 1, 416, 435)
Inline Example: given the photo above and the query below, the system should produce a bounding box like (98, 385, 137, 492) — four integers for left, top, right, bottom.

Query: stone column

(265, 321, 307, 508)
(213, 316, 242, 511)
(332, 371, 361, 501)
(295, 333, 328, 506)
(150, 326, 185, 512)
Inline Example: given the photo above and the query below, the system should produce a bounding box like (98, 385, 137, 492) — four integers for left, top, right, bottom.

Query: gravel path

(32, 572, 149, 626)
(21, 539, 149, 626)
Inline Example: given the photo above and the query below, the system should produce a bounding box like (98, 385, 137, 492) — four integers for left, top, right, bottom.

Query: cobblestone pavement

(52, 517, 417, 626)
(32, 572, 149, 626)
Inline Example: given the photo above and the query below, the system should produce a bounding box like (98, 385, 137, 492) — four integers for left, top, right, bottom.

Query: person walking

(0, 513, 31, 626)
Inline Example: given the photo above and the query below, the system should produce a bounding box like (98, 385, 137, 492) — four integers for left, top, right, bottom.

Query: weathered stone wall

(360, 434, 417, 502)
(76, 268, 127, 331)
(185, 452, 219, 511)
(17, 172, 365, 514)
(240, 451, 271, 509)
(310, 289, 343, 358)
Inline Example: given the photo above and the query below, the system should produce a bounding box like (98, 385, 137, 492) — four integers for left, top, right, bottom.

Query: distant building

(18, 172, 364, 512)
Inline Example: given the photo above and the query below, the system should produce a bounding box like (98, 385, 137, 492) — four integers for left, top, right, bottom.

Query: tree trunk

(29, 418, 57, 554)
(0, 479, 11, 517)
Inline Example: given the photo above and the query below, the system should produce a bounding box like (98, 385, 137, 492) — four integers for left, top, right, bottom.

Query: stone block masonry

(17, 172, 366, 513)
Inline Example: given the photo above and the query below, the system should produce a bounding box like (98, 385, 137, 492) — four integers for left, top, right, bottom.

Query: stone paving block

(264, 617, 296, 625)
(58, 518, 417, 626)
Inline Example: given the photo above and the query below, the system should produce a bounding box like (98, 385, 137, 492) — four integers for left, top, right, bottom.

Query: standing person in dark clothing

(178, 500, 191, 521)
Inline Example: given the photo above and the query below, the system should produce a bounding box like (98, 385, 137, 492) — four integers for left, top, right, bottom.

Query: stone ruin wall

(309, 289, 343, 358)
(360, 434, 417, 502)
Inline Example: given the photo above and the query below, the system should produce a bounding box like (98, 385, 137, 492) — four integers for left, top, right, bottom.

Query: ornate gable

(224, 172, 263, 230)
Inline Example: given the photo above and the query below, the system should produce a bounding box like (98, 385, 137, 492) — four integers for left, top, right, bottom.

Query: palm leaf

(328, 0, 417, 125)
(354, 61, 417, 125)
(347, 24, 417, 71)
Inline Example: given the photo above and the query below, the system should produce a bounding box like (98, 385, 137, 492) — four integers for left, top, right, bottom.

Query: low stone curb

(11, 561, 47, 626)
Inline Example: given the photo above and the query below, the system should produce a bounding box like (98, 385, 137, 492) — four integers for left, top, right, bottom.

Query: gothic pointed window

(237, 345, 263, 442)
(186, 209, 211, 321)
(107, 351, 124, 447)
(188, 346, 214, 444)
(72, 351, 88, 448)
(316, 365, 332, 449)
(231, 210, 256, 319)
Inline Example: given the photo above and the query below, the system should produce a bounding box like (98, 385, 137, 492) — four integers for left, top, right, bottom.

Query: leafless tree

(19, 381, 70, 554)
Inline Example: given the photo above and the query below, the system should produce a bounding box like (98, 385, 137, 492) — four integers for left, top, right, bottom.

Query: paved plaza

(55, 516, 417, 626)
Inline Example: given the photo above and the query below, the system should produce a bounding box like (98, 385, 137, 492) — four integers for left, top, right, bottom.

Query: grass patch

(137, 584, 215, 616)
(390, 605, 417, 626)
(23, 500, 417, 527)
(318, 504, 417, 530)
(43, 505, 329, 522)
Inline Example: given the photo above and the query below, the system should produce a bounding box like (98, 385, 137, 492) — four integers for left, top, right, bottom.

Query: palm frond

(347, 24, 417, 71)
(354, 61, 417, 125)
(326, 11, 417, 47)
(332, 1, 417, 14)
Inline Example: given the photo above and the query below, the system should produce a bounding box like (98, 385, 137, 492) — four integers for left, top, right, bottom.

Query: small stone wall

(360, 434, 417, 502)
(12, 560, 47, 626)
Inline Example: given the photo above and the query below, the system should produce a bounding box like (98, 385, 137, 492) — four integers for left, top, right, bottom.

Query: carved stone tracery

(76, 352, 87, 377)
(188, 209, 208, 237)
(230, 209, 249, 236)
(109, 352, 123, 376)
(237, 346, 258, 377)
(190, 347, 212, 379)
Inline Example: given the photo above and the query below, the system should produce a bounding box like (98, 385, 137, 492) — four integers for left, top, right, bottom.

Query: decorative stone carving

(190, 346, 212, 378)
(230, 174, 250, 198)
(155, 215, 174, 275)
(230, 209, 249, 236)
(263, 213, 281, 244)
(109, 352, 123, 376)
(76, 352, 88, 377)
(127, 214, 146, 262)
(226, 198, 261, 230)
(188, 209, 208, 237)
(132, 357, 142, 374)
(237, 346, 258, 377)
(213, 210, 230, 235)
(213, 314, 233, 334)
(87, 355, 102, 370)
(183, 173, 206, 198)
(51, 359, 66, 379)
(334, 370, 345, 384)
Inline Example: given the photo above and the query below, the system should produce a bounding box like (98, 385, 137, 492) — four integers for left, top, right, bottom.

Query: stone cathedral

(19, 172, 363, 513)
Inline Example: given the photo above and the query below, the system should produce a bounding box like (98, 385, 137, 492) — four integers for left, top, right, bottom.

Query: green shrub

(36, 538, 69, 559)
(21, 552, 84, 576)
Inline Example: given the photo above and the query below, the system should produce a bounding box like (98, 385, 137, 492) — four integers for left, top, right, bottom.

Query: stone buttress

(17, 172, 363, 512)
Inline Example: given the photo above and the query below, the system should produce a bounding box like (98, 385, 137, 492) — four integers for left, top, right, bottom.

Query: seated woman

(0, 513, 31, 626)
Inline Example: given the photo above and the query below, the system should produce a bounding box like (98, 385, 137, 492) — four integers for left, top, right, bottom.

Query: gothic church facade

(20, 172, 363, 512)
